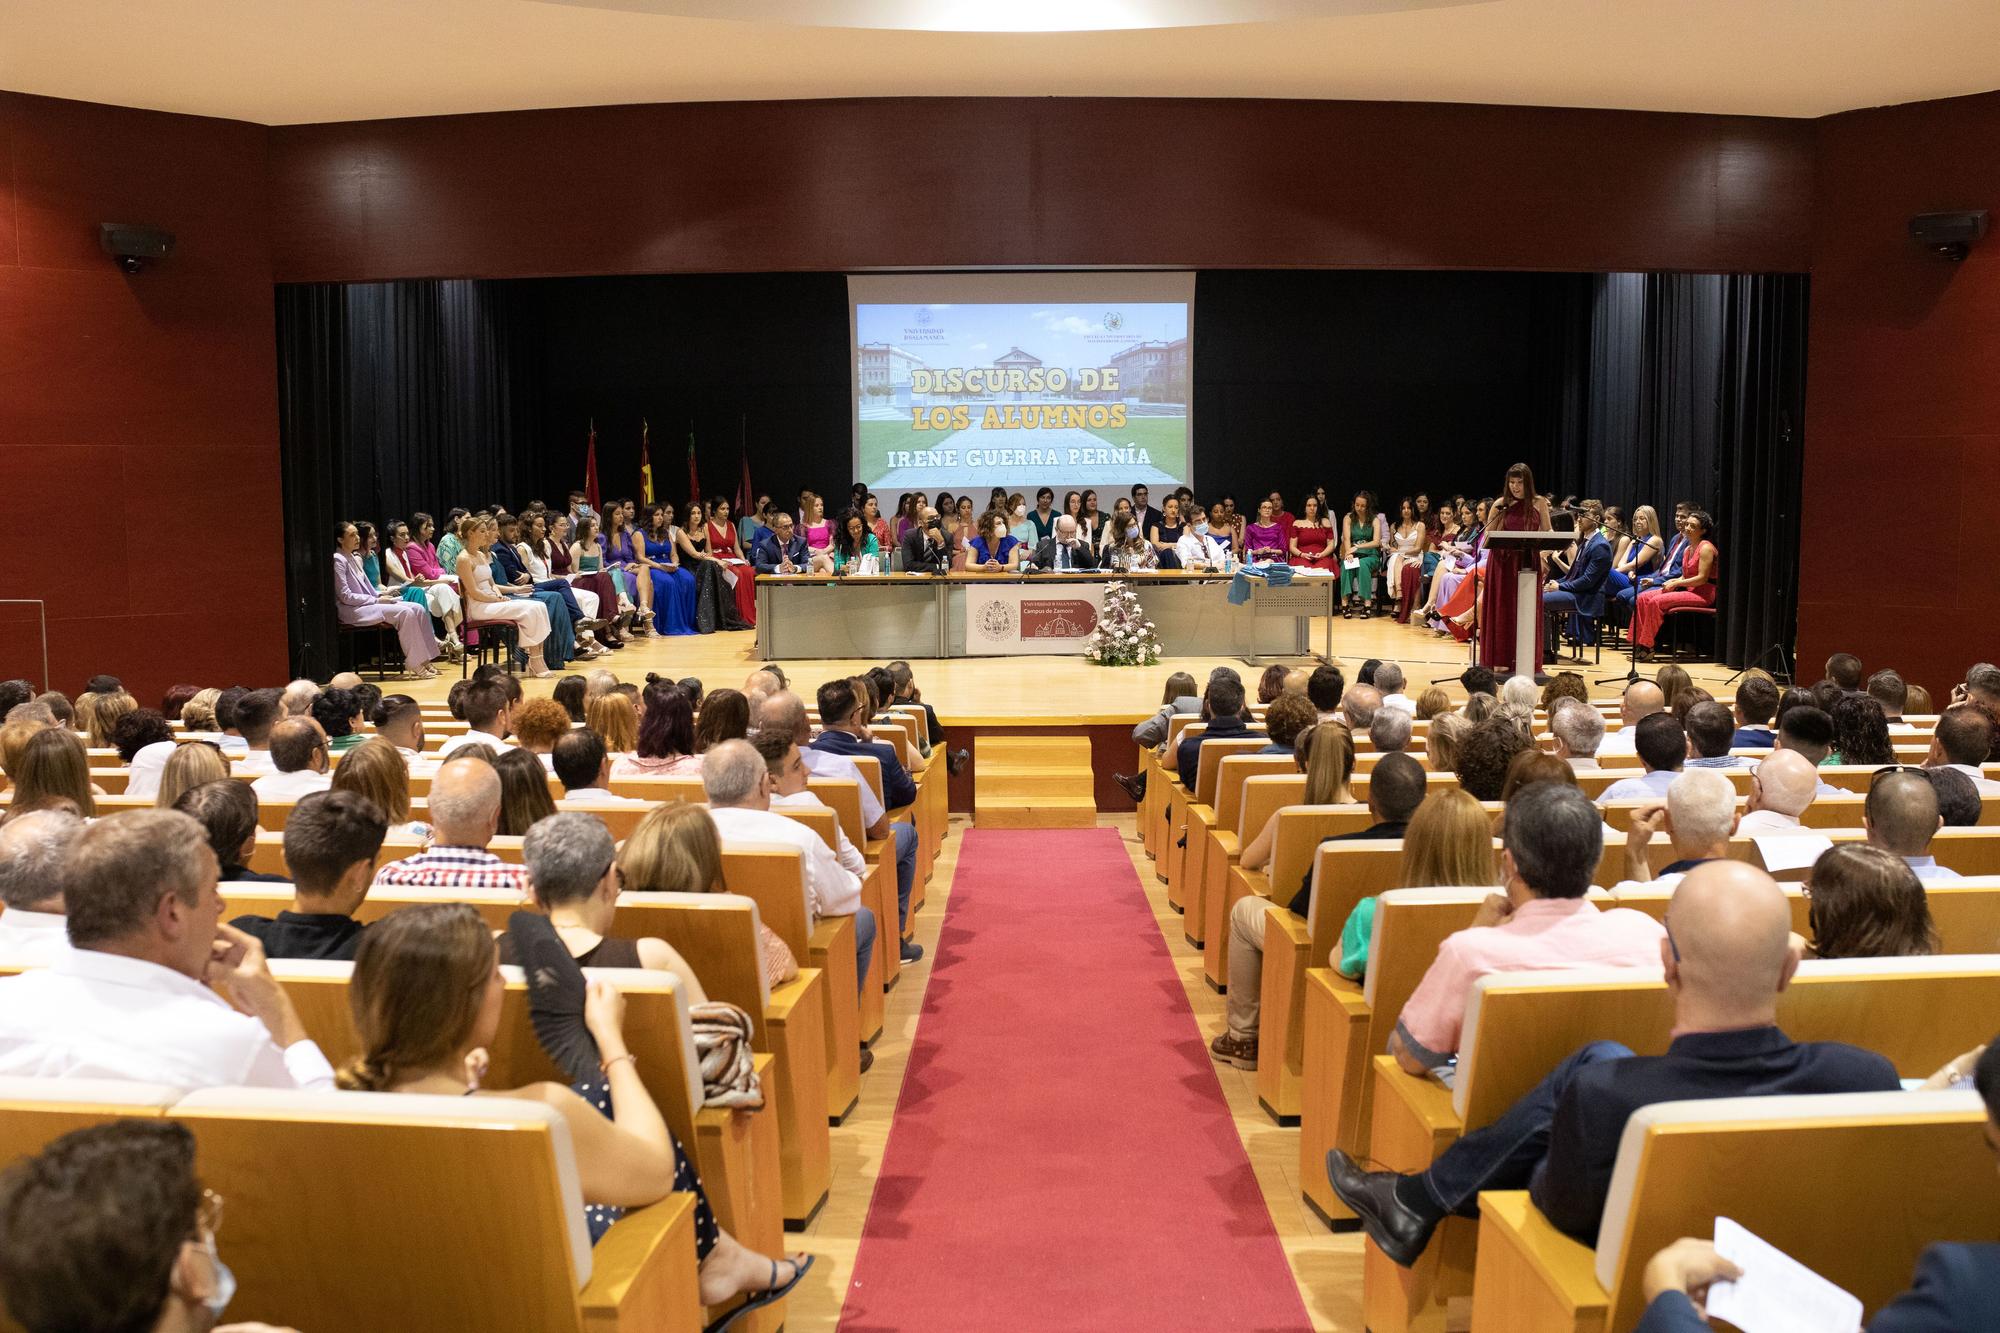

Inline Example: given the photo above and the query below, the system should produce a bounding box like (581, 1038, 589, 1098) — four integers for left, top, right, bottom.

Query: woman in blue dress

(965, 511, 1029, 571)
(640, 504, 699, 635)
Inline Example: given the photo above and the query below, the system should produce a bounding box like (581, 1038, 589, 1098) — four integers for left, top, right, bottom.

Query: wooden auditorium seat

(1214, 816, 1387, 993)
(1177, 746, 1291, 947)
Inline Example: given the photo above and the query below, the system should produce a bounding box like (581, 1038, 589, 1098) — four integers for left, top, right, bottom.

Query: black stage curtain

(276, 281, 540, 679)
(1529, 273, 1808, 673)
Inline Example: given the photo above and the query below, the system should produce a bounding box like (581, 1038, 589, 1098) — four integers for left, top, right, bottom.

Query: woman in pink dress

(1242, 499, 1288, 563)
(1288, 495, 1337, 570)
(1632, 510, 1718, 656)
(1475, 462, 1553, 675)
(800, 493, 836, 574)
(706, 498, 758, 627)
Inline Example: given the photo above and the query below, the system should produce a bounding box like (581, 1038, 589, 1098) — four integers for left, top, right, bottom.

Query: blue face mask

(1194, 522, 1209, 536)
(200, 1240, 237, 1319)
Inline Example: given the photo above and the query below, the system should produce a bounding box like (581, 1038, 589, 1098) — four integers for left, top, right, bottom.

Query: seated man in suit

(1175, 675, 1264, 791)
(752, 510, 811, 575)
(813, 677, 917, 811)
(897, 506, 952, 574)
(1032, 514, 1100, 572)
(1542, 503, 1613, 654)
(1327, 859, 1901, 1266)
(1635, 1038, 2000, 1331)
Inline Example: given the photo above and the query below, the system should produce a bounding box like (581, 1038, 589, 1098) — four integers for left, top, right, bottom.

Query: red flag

(687, 422, 700, 503)
(639, 419, 654, 505)
(584, 420, 600, 512)
(735, 417, 753, 518)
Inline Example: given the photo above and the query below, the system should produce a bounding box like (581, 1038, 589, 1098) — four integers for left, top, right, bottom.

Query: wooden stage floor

(394, 617, 1742, 720)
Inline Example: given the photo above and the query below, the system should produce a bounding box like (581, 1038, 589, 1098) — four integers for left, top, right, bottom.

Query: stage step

(973, 736, 1097, 829)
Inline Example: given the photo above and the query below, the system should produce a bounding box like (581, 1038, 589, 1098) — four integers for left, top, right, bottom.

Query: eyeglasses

(1871, 765, 1928, 784)
(196, 1188, 225, 1241)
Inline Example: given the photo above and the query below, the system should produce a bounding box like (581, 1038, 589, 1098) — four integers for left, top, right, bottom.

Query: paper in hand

(1752, 833, 1834, 875)
(1703, 1216, 1863, 1333)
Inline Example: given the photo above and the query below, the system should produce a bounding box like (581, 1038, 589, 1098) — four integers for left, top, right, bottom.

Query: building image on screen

(850, 275, 1193, 494)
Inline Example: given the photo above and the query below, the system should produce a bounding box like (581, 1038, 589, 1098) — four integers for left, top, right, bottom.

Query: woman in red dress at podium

(1476, 462, 1552, 675)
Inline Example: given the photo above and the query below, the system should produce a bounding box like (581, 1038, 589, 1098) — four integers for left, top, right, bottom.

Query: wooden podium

(1482, 530, 1575, 677)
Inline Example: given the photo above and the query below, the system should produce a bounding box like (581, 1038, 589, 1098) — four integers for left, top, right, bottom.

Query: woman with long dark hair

(1474, 462, 1552, 673)
(638, 504, 699, 636)
(706, 497, 759, 628)
(612, 680, 703, 776)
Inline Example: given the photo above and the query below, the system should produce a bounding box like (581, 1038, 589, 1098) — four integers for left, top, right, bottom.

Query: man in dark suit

(812, 677, 917, 810)
(1129, 483, 1161, 544)
(1031, 515, 1100, 572)
(1326, 860, 1902, 1266)
(1287, 752, 1426, 914)
(1175, 676, 1263, 791)
(1543, 504, 1614, 655)
(897, 506, 952, 574)
(752, 511, 810, 574)
(1635, 1037, 2000, 1331)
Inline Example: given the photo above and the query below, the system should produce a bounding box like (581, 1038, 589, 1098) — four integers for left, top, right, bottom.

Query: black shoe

(1324, 1150, 1440, 1268)
(946, 747, 970, 776)
(859, 1044, 875, 1074)
(1113, 772, 1146, 802)
(900, 940, 924, 963)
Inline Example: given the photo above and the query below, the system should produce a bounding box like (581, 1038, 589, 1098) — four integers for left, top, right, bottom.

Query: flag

(735, 414, 753, 518)
(687, 422, 700, 503)
(639, 419, 654, 505)
(584, 420, 600, 512)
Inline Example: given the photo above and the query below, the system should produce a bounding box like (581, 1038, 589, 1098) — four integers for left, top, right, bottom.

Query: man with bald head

(1032, 514, 1099, 571)
(1737, 749, 1821, 836)
(1866, 769, 1960, 881)
(1597, 680, 1666, 756)
(1340, 683, 1382, 732)
(371, 755, 527, 891)
(898, 505, 951, 574)
(1330, 861, 1902, 1265)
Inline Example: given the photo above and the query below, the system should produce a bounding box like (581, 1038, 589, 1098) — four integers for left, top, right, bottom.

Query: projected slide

(850, 273, 1193, 494)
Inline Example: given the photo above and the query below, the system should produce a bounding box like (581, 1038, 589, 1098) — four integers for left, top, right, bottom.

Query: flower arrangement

(1083, 581, 1162, 667)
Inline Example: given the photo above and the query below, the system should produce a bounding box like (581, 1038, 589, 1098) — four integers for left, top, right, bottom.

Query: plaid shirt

(372, 845, 527, 892)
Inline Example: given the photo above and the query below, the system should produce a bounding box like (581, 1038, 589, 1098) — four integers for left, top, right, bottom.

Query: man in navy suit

(1634, 1038, 2000, 1331)
(1543, 505, 1613, 656)
(751, 511, 810, 575)
(812, 677, 917, 811)
(1325, 860, 1901, 1267)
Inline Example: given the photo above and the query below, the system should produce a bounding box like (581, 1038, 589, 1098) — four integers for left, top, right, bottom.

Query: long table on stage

(754, 570, 1335, 661)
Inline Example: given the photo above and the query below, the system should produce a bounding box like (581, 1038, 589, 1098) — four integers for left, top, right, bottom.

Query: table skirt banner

(963, 582, 1107, 656)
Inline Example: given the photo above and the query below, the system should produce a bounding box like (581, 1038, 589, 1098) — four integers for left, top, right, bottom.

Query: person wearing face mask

(0, 1120, 295, 1333)
(898, 505, 952, 573)
(1175, 502, 1231, 571)
(1032, 514, 1101, 571)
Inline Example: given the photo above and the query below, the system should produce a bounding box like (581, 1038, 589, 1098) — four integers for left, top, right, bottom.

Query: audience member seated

(175, 780, 285, 884)
(620, 802, 798, 989)
(113, 708, 178, 801)
(0, 810, 334, 1089)
(612, 679, 703, 777)
(1329, 860, 1900, 1264)
(0, 809, 83, 964)
(1831, 693, 1896, 766)
(372, 756, 527, 892)
(329, 737, 430, 839)
(1866, 769, 1960, 882)
(1374, 662, 1414, 714)
(1498, 751, 1582, 811)
(1548, 698, 1607, 772)
(0, 678, 31, 719)
(1237, 724, 1352, 876)
(1597, 714, 1688, 803)
(226, 688, 282, 776)
(1424, 712, 1468, 775)
(1926, 765, 1982, 828)
(551, 729, 644, 805)
(1455, 718, 1533, 802)
(1599, 681, 1667, 757)
(1541, 504, 1612, 654)
(511, 697, 573, 769)
(229, 789, 387, 961)
(1769, 703, 1842, 796)
(703, 740, 873, 995)
(1335, 789, 1497, 984)
(1735, 749, 1821, 836)
(337, 903, 810, 1307)
(1802, 843, 1939, 960)
(587, 690, 639, 756)
(693, 688, 752, 756)
(1729, 674, 1780, 747)
(1307, 664, 1346, 723)
(1384, 784, 1667, 1078)
(367, 692, 429, 766)
(0, 1120, 295, 1333)
(813, 678, 919, 811)
(308, 686, 362, 755)
(1865, 667, 1908, 724)
(1341, 683, 1383, 734)
(1258, 693, 1318, 756)
(248, 718, 333, 802)
(1176, 676, 1264, 790)
(74, 687, 135, 750)
(493, 747, 559, 836)
(1612, 769, 1739, 893)
(1675, 701, 1742, 772)
(436, 679, 514, 758)
(1369, 707, 1414, 757)
(552, 673, 589, 724)
(1032, 514, 1100, 571)
(8, 728, 98, 818)
(1925, 704, 2000, 795)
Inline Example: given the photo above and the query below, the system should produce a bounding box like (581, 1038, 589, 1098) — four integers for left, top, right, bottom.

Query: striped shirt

(372, 844, 527, 892)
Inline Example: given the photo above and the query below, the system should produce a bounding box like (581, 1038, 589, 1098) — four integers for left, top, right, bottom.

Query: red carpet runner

(840, 828, 1313, 1332)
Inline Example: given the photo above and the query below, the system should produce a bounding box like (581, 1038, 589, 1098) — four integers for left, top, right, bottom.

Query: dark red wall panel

(1798, 90, 2000, 697)
(0, 93, 288, 702)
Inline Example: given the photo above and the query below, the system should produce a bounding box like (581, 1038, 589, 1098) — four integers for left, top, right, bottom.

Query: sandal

(703, 1255, 815, 1333)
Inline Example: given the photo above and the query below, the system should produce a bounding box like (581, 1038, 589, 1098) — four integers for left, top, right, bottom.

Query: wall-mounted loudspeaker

(99, 223, 176, 273)
(1908, 210, 1988, 261)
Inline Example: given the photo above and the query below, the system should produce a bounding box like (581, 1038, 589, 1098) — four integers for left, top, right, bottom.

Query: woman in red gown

(1475, 462, 1552, 675)
(1288, 495, 1338, 570)
(706, 497, 759, 628)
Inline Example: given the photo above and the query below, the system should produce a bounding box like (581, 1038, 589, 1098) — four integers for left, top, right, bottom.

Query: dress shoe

(900, 940, 925, 963)
(1113, 771, 1146, 802)
(1324, 1150, 1440, 1268)
(859, 1044, 874, 1074)
(945, 747, 970, 776)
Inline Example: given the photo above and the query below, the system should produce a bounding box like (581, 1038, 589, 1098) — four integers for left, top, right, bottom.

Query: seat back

(1238, 775, 1307, 838)
(1267, 806, 1375, 905)
(1214, 755, 1299, 835)
(1302, 842, 1411, 968)
(607, 776, 706, 804)
(716, 846, 812, 959)
(0, 1077, 184, 1164)
(1361, 889, 1498, 1014)
(1923, 878, 2000, 953)
(776, 805, 840, 852)
(616, 892, 775, 1022)
(1593, 1091, 1998, 1332)
(809, 779, 869, 846)
(1195, 739, 1268, 805)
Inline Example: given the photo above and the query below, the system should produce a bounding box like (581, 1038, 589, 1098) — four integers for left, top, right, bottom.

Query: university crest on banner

(964, 585, 1105, 655)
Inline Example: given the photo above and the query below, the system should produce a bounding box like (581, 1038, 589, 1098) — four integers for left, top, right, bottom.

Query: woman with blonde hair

(74, 690, 135, 749)
(154, 741, 229, 810)
(1240, 723, 1356, 873)
(179, 687, 223, 733)
(1334, 789, 1498, 980)
(330, 737, 428, 838)
(1414, 687, 1452, 721)
(336, 904, 811, 1317)
(10, 729, 97, 817)
(1424, 711, 1469, 773)
(620, 802, 798, 988)
(586, 692, 639, 755)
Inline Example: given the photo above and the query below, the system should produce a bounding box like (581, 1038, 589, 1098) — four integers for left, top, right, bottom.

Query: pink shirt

(1394, 897, 1666, 1063)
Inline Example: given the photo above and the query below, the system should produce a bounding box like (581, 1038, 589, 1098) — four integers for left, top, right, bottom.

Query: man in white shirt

(1548, 698, 1605, 772)
(1374, 662, 1417, 715)
(228, 686, 282, 775)
(1924, 705, 2000, 796)
(1866, 769, 1962, 881)
(702, 739, 874, 994)
(0, 809, 83, 964)
(754, 729, 872, 881)
(1610, 769, 1739, 895)
(435, 678, 515, 757)
(371, 693, 429, 762)
(1597, 714, 1686, 804)
(551, 730, 647, 806)
(0, 809, 335, 1090)
(1174, 504, 1230, 570)
(1737, 749, 1820, 836)
(1682, 701, 1750, 770)
(249, 717, 334, 803)
(763, 690, 887, 830)
(1596, 680, 1665, 758)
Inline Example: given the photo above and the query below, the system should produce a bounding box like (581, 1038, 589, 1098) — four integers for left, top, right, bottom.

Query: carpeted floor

(839, 827, 1313, 1332)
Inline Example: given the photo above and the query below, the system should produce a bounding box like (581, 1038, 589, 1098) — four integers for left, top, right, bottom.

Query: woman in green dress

(1339, 491, 1388, 618)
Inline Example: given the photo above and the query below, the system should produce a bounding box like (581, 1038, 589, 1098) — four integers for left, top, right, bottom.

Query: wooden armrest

(1268, 908, 1311, 950)
(1369, 1054, 1464, 1174)
(1471, 1191, 1607, 1333)
(1212, 830, 1241, 861)
(1236, 868, 1273, 901)
(580, 1192, 702, 1333)
(765, 971, 818, 1022)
